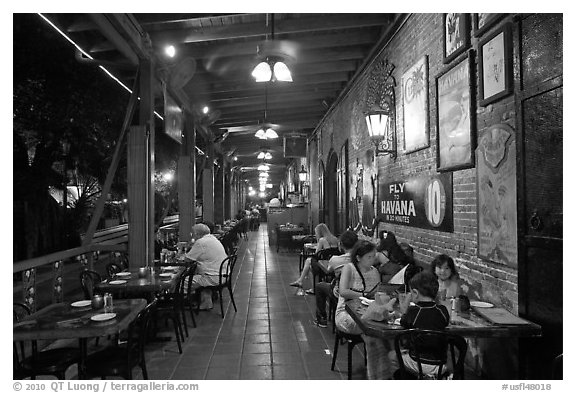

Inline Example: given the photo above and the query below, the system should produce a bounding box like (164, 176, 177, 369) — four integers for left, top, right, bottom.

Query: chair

(298, 235, 316, 273)
(239, 217, 250, 240)
(79, 270, 102, 300)
(13, 303, 80, 380)
(154, 267, 193, 354)
(84, 300, 156, 380)
(220, 230, 239, 256)
(106, 262, 123, 278)
(111, 251, 129, 270)
(311, 247, 342, 290)
(179, 265, 199, 333)
(196, 255, 238, 318)
(327, 288, 338, 333)
(393, 329, 468, 380)
(330, 329, 365, 380)
(553, 354, 562, 379)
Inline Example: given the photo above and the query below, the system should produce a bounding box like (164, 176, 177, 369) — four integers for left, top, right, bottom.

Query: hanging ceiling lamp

(258, 163, 270, 171)
(257, 150, 273, 160)
(254, 84, 279, 140)
(251, 14, 293, 83)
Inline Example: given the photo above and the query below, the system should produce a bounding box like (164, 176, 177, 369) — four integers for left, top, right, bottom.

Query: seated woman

(335, 241, 397, 379)
(430, 253, 462, 300)
(376, 231, 412, 282)
(289, 223, 339, 290)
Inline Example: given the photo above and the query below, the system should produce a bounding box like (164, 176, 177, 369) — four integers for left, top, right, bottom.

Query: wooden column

(202, 143, 215, 222)
(224, 162, 231, 220)
(178, 117, 196, 241)
(128, 59, 155, 267)
(214, 153, 224, 224)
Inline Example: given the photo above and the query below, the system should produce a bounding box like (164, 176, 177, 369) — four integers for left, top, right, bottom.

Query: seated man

(313, 230, 358, 328)
(184, 223, 228, 310)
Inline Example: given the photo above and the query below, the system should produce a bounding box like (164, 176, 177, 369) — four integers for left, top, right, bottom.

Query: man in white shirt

(314, 230, 358, 327)
(185, 223, 228, 310)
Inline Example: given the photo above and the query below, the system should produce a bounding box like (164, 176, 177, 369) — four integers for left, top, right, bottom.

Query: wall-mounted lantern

(365, 59, 397, 158)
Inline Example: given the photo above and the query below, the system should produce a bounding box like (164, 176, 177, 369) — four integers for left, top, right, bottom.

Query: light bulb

(273, 61, 292, 82)
(252, 61, 272, 82)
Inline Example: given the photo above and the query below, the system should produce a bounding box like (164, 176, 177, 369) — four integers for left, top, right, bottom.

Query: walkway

(141, 223, 366, 380)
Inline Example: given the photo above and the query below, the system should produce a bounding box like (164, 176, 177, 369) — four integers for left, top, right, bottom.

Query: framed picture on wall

(435, 52, 476, 172)
(443, 13, 470, 64)
(402, 55, 429, 153)
(473, 13, 504, 37)
(476, 123, 517, 267)
(478, 24, 513, 106)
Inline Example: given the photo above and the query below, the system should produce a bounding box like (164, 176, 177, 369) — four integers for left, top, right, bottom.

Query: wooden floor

(120, 223, 364, 380)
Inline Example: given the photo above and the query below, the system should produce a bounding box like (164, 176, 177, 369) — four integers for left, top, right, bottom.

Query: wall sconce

(365, 59, 397, 159)
(365, 110, 395, 157)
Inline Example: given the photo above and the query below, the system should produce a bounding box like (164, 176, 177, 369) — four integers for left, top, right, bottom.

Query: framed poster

(479, 24, 513, 106)
(436, 52, 475, 172)
(376, 173, 453, 232)
(163, 88, 184, 144)
(443, 13, 470, 64)
(473, 13, 504, 37)
(476, 123, 517, 267)
(402, 56, 429, 153)
(284, 136, 307, 158)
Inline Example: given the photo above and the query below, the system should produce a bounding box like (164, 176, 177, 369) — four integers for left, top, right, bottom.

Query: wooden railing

(13, 215, 179, 312)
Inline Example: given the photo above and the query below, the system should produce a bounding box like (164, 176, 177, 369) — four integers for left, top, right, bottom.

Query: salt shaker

(104, 293, 113, 313)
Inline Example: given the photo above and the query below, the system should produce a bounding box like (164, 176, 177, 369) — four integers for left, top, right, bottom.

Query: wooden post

(178, 116, 196, 241)
(214, 153, 224, 224)
(224, 162, 231, 221)
(128, 59, 155, 267)
(202, 143, 215, 223)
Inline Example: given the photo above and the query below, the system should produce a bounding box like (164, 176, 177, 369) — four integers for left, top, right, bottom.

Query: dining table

(96, 265, 185, 300)
(345, 298, 542, 339)
(276, 226, 306, 252)
(13, 298, 147, 379)
(346, 297, 542, 378)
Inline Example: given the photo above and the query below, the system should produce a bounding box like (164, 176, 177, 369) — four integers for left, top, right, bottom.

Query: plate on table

(161, 266, 176, 272)
(71, 300, 92, 308)
(109, 280, 127, 285)
(470, 301, 494, 308)
(159, 273, 172, 279)
(90, 313, 116, 322)
(115, 272, 131, 277)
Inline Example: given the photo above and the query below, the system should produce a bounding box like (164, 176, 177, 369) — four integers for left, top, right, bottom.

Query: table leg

(78, 338, 87, 379)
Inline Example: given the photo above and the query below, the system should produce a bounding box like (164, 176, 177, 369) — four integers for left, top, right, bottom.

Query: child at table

(394, 271, 451, 377)
(431, 254, 462, 300)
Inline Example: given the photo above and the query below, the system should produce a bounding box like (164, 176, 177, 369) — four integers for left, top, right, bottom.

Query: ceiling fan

(203, 13, 300, 79)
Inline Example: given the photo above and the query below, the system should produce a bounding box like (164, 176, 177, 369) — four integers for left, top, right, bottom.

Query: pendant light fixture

(251, 14, 293, 83)
(254, 84, 279, 140)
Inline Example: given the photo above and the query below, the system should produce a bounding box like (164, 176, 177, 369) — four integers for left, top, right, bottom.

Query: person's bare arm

(338, 264, 363, 300)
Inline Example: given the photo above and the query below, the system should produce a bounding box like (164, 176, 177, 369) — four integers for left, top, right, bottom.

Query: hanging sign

(377, 173, 453, 232)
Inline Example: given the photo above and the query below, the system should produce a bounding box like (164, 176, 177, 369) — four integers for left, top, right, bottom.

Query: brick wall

(314, 14, 520, 312)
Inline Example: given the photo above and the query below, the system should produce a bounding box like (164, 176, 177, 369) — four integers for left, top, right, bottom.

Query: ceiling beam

(90, 29, 378, 55)
(211, 90, 336, 109)
(199, 83, 343, 101)
(147, 14, 391, 44)
(186, 72, 352, 94)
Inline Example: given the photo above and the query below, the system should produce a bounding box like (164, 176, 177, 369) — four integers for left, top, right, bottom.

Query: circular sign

(424, 177, 447, 227)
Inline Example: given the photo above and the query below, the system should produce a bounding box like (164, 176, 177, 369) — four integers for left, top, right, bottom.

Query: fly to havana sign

(377, 173, 453, 232)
